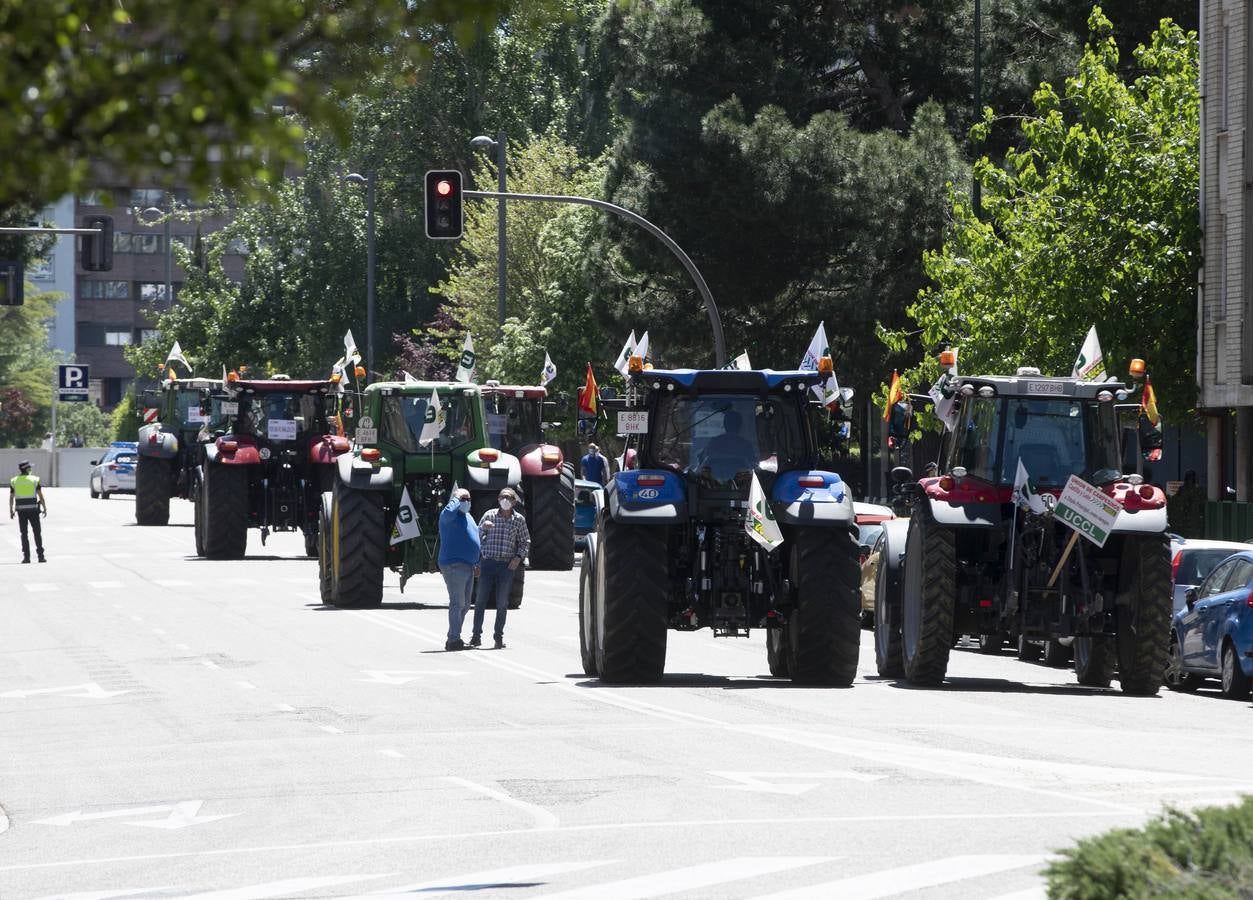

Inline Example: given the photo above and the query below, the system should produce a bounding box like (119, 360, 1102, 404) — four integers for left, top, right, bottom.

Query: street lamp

(469, 131, 507, 334)
(343, 171, 376, 378)
(134, 202, 172, 305)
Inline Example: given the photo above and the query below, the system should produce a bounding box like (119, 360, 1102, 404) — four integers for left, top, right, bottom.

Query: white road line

(201, 660, 220, 670)
(533, 857, 834, 900)
(752, 854, 1046, 900)
(378, 749, 404, 759)
(179, 874, 394, 899)
(318, 725, 344, 734)
(25, 583, 58, 593)
(35, 888, 183, 900)
(235, 681, 257, 690)
(363, 861, 615, 897)
(274, 703, 296, 713)
(443, 776, 560, 830)
(987, 888, 1048, 900)
(88, 581, 124, 590)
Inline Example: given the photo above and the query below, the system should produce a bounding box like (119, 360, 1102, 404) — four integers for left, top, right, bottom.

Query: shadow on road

(306, 602, 445, 612)
(865, 674, 1142, 697)
(567, 673, 850, 690)
(182, 555, 311, 562)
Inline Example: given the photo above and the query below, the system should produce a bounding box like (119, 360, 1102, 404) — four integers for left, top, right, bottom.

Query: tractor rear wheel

(1074, 636, 1114, 688)
(901, 504, 955, 685)
(193, 470, 207, 557)
(1115, 534, 1172, 696)
(766, 626, 789, 677)
(578, 535, 599, 676)
(1016, 635, 1043, 662)
(317, 492, 333, 605)
(328, 480, 386, 608)
(1043, 639, 1071, 668)
(135, 455, 171, 526)
(594, 518, 669, 683)
(874, 530, 905, 678)
(526, 470, 575, 571)
(978, 633, 1006, 654)
(202, 464, 248, 559)
(787, 527, 861, 685)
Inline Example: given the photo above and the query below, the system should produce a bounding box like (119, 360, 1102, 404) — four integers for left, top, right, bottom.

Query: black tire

(317, 492, 333, 606)
(1016, 634, 1043, 662)
(1043, 639, 1071, 668)
(90, 482, 99, 500)
(1164, 634, 1201, 692)
(787, 527, 861, 685)
(101, 489, 111, 499)
(303, 523, 318, 559)
(508, 563, 525, 610)
(193, 471, 206, 557)
(526, 472, 575, 571)
(594, 517, 669, 683)
(1221, 641, 1251, 699)
(978, 633, 1005, 655)
(874, 528, 905, 678)
(1115, 535, 1172, 696)
(201, 464, 249, 559)
(901, 504, 955, 685)
(135, 455, 171, 525)
(767, 625, 789, 677)
(328, 480, 387, 608)
(1074, 636, 1114, 688)
(578, 535, 599, 676)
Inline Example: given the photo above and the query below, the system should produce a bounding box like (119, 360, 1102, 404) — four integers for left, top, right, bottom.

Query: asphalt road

(3, 488, 1252, 900)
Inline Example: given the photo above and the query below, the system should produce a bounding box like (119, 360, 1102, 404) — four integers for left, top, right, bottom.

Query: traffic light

(0, 260, 22, 306)
(424, 170, 463, 239)
(81, 214, 114, 271)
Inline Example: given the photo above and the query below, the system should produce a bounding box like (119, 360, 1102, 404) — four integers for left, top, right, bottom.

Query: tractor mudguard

(309, 434, 350, 465)
(136, 424, 179, 460)
(880, 518, 910, 576)
(465, 452, 522, 492)
(772, 470, 854, 526)
(335, 451, 393, 490)
(606, 469, 686, 524)
(1109, 507, 1168, 535)
(928, 497, 1001, 528)
(517, 444, 564, 478)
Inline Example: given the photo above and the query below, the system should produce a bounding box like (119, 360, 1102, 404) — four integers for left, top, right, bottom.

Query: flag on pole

(883, 370, 904, 421)
(613, 330, 637, 376)
(732, 351, 752, 370)
(418, 388, 445, 446)
(1140, 375, 1160, 427)
(635, 331, 650, 363)
(928, 374, 959, 431)
(389, 487, 422, 545)
(540, 352, 557, 387)
(1072, 326, 1105, 381)
(578, 363, 599, 416)
(745, 472, 785, 552)
(403, 370, 419, 384)
(800, 322, 838, 402)
(344, 329, 362, 366)
(454, 333, 476, 383)
(1012, 460, 1049, 514)
(165, 341, 192, 373)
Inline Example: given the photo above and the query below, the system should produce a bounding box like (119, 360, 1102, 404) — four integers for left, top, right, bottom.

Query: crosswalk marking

(532, 857, 833, 900)
(364, 861, 615, 898)
(752, 854, 1046, 900)
(25, 583, 58, 593)
(179, 874, 393, 899)
(88, 581, 124, 589)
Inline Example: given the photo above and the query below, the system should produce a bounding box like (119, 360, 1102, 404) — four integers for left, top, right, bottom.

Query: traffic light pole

(463, 189, 727, 368)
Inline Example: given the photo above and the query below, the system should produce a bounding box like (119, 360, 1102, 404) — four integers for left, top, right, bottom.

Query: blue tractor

(579, 363, 861, 684)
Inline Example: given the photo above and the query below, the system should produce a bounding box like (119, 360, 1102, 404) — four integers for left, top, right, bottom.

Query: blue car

(573, 478, 602, 549)
(1166, 550, 1253, 698)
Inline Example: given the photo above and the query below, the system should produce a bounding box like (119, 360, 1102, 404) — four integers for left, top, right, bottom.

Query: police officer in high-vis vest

(9, 460, 47, 563)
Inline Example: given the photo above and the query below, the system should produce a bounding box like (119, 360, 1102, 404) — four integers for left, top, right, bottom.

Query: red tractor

(195, 376, 349, 559)
(480, 382, 575, 570)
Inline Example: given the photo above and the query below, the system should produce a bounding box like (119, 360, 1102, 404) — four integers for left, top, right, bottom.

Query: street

(2, 489, 1252, 900)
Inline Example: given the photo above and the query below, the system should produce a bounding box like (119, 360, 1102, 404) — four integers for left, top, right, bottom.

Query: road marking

(180, 874, 394, 899)
(443, 776, 559, 830)
(987, 888, 1048, 900)
(25, 583, 58, 593)
(151, 627, 167, 636)
(88, 581, 124, 590)
(318, 725, 344, 734)
(533, 857, 834, 900)
(274, 703, 296, 712)
(201, 660, 221, 670)
(36, 802, 195, 828)
(357, 669, 467, 684)
(154, 579, 190, 587)
(35, 888, 182, 900)
(364, 861, 615, 897)
(752, 854, 1046, 900)
(709, 770, 882, 794)
(126, 800, 238, 830)
(378, 749, 405, 759)
(2, 683, 131, 700)
(235, 681, 257, 690)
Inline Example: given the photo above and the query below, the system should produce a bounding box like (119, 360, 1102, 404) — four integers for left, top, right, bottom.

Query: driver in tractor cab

(701, 409, 758, 480)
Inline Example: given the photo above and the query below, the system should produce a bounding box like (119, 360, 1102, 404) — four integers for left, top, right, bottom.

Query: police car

(89, 441, 139, 499)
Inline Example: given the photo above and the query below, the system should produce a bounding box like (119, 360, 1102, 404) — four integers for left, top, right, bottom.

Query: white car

(89, 443, 139, 499)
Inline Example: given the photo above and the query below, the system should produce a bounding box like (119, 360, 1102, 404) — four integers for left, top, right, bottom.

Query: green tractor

(319, 380, 526, 609)
(134, 377, 223, 526)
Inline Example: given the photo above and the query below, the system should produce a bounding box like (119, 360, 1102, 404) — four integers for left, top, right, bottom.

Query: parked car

(574, 478, 602, 550)
(860, 527, 885, 628)
(89, 442, 139, 499)
(853, 501, 896, 564)
(1165, 549, 1253, 698)
(1171, 539, 1249, 613)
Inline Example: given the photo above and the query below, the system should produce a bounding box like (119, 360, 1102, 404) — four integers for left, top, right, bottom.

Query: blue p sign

(59, 364, 89, 391)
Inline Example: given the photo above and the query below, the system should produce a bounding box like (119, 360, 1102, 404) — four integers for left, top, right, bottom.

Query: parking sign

(58, 364, 89, 402)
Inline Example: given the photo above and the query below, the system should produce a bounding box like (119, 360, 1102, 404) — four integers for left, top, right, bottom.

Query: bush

(1046, 797, 1253, 899)
(54, 401, 113, 447)
(111, 392, 138, 443)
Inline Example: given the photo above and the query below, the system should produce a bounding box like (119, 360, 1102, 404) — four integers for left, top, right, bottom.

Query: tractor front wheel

(135, 455, 171, 526)
(328, 480, 386, 608)
(1115, 535, 1172, 696)
(594, 517, 669, 683)
(201, 464, 248, 559)
(901, 504, 955, 686)
(787, 527, 861, 685)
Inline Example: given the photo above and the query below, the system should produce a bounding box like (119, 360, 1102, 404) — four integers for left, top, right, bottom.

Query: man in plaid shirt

(471, 487, 530, 648)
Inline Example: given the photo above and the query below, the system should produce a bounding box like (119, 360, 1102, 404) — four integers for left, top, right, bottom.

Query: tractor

(195, 376, 348, 559)
(318, 379, 526, 609)
(875, 361, 1172, 695)
(134, 377, 223, 526)
(480, 381, 575, 570)
(579, 360, 862, 684)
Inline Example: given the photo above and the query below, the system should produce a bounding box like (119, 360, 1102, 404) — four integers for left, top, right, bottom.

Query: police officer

(9, 460, 47, 563)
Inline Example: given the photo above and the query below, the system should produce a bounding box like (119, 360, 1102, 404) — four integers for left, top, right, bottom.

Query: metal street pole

(496, 131, 507, 336)
(366, 171, 376, 378)
(164, 200, 172, 304)
(973, 0, 983, 217)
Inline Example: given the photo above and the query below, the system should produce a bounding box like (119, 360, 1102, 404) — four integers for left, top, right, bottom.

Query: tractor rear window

(234, 393, 326, 441)
(649, 394, 806, 484)
(483, 395, 542, 451)
(380, 394, 473, 453)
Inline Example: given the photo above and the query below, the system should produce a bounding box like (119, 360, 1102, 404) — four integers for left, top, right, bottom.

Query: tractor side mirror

(891, 465, 915, 484)
(1185, 587, 1198, 610)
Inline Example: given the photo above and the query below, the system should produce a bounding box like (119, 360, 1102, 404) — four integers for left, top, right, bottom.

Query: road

(2, 488, 1252, 899)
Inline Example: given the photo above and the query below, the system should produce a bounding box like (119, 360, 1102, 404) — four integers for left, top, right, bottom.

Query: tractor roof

(230, 379, 334, 393)
(480, 384, 547, 399)
(636, 369, 826, 392)
(365, 381, 481, 395)
(956, 374, 1131, 400)
(165, 378, 222, 390)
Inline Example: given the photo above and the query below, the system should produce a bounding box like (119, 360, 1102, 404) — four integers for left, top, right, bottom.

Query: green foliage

(904, 11, 1199, 418)
(54, 400, 112, 447)
(1046, 797, 1253, 899)
(111, 393, 138, 444)
(0, 282, 59, 446)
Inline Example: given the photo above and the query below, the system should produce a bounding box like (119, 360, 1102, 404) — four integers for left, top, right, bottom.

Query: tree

(54, 401, 112, 447)
(900, 10, 1199, 418)
(0, 282, 58, 446)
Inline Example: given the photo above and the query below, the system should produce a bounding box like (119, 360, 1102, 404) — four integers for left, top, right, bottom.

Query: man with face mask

(471, 487, 530, 649)
(438, 487, 480, 651)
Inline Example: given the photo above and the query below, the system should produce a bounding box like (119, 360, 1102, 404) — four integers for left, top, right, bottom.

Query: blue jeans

(473, 558, 515, 640)
(441, 562, 475, 642)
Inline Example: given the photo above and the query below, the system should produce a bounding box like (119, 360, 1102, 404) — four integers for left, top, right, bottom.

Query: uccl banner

(1054, 474, 1123, 547)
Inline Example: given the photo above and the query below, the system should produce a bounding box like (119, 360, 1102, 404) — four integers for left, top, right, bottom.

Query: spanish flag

(1141, 375, 1160, 427)
(883, 370, 904, 421)
(578, 363, 599, 417)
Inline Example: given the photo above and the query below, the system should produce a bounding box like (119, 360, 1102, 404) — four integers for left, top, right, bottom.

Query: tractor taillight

(361, 448, 381, 462)
(979, 599, 994, 608)
(798, 476, 826, 488)
(937, 475, 955, 492)
(1172, 551, 1182, 582)
(479, 448, 500, 462)
(148, 433, 158, 445)
(541, 450, 561, 463)
(1138, 485, 1155, 500)
(221, 441, 238, 452)
(637, 475, 665, 486)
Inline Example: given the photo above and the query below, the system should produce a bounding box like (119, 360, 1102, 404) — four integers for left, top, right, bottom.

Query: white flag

(1072, 326, 1105, 381)
(613, 330, 637, 376)
(418, 388, 445, 446)
(344, 329, 362, 367)
(540, 352, 557, 386)
(1012, 460, 1049, 514)
(165, 341, 192, 372)
(733, 351, 752, 371)
(799, 322, 838, 402)
(389, 487, 422, 546)
(928, 374, 959, 431)
(635, 331, 650, 363)
(745, 472, 785, 552)
(403, 370, 419, 384)
(454, 333, 476, 383)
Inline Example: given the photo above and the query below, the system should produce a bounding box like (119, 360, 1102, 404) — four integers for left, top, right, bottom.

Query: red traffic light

(436, 180, 453, 197)
(424, 169, 464, 239)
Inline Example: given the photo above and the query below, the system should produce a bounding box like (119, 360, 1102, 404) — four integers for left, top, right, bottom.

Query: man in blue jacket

(439, 487, 480, 651)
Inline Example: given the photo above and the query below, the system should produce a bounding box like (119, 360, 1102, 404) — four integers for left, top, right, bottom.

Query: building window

(1217, 323, 1229, 384)
(137, 282, 173, 304)
(138, 328, 161, 343)
(129, 188, 166, 208)
(77, 191, 104, 206)
(79, 279, 130, 300)
(105, 330, 133, 346)
(1221, 23, 1231, 130)
(112, 232, 164, 254)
